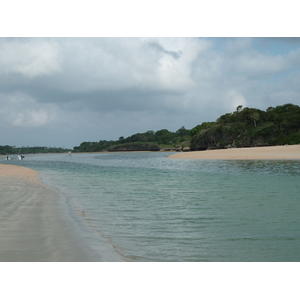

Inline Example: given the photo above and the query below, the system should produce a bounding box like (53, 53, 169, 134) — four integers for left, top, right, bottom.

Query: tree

(155, 129, 173, 144)
(236, 105, 243, 113)
(176, 126, 189, 137)
(250, 112, 260, 127)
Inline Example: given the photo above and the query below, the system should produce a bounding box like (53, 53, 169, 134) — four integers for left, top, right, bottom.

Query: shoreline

(168, 145, 300, 160)
(0, 163, 120, 262)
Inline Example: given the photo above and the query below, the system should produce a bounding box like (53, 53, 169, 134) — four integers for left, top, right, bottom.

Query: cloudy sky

(1, 36, 300, 148)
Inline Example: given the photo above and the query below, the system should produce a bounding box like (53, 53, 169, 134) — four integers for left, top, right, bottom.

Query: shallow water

(4, 152, 300, 261)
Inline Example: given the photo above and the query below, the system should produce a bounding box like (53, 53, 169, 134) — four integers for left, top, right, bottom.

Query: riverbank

(0, 163, 111, 262)
(168, 145, 300, 160)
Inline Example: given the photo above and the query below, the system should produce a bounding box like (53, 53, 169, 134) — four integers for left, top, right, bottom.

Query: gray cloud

(1, 37, 300, 148)
(147, 41, 183, 59)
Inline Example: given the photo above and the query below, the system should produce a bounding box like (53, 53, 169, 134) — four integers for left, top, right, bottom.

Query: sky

(1, 0, 299, 149)
(1, 37, 300, 149)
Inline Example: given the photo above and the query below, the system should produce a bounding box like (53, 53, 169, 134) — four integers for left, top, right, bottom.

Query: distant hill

(190, 103, 300, 150)
(74, 103, 300, 153)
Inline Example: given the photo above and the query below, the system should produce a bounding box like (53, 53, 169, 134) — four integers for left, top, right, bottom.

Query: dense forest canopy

(73, 103, 300, 152)
(190, 103, 300, 150)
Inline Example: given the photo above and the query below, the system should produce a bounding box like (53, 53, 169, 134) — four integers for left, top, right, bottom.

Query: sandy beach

(168, 145, 300, 160)
(0, 164, 104, 262)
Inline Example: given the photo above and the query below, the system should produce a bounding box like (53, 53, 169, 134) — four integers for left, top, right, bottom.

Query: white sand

(168, 145, 300, 160)
(0, 164, 106, 262)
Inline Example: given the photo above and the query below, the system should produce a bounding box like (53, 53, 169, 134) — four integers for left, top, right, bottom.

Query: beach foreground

(168, 145, 300, 160)
(0, 164, 103, 262)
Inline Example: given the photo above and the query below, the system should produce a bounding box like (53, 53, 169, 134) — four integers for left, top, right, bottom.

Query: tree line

(0, 146, 71, 155)
(73, 127, 191, 152)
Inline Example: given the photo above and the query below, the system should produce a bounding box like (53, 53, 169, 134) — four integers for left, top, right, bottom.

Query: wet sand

(0, 164, 104, 262)
(168, 145, 300, 160)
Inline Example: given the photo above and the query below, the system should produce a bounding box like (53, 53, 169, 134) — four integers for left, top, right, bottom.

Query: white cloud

(11, 109, 54, 127)
(227, 90, 248, 111)
(0, 92, 58, 127)
(0, 38, 62, 78)
(43, 37, 210, 94)
(145, 37, 210, 91)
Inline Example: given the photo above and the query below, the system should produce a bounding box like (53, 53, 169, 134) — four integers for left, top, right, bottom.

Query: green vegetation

(190, 103, 300, 150)
(0, 146, 71, 155)
(74, 103, 300, 152)
(108, 142, 161, 152)
(2, 103, 299, 154)
(73, 127, 191, 152)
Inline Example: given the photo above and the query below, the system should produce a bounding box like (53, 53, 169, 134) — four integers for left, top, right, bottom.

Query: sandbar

(168, 145, 300, 160)
(0, 163, 108, 262)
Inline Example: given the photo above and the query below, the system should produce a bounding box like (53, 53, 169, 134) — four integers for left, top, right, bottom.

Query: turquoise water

(4, 152, 300, 261)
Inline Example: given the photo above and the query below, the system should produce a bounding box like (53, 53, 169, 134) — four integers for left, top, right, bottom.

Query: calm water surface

(4, 152, 300, 261)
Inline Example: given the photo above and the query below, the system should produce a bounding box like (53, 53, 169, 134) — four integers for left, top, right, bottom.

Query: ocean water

(4, 152, 300, 261)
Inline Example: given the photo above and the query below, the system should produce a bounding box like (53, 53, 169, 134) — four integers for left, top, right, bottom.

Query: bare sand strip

(168, 145, 300, 160)
(0, 164, 106, 262)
